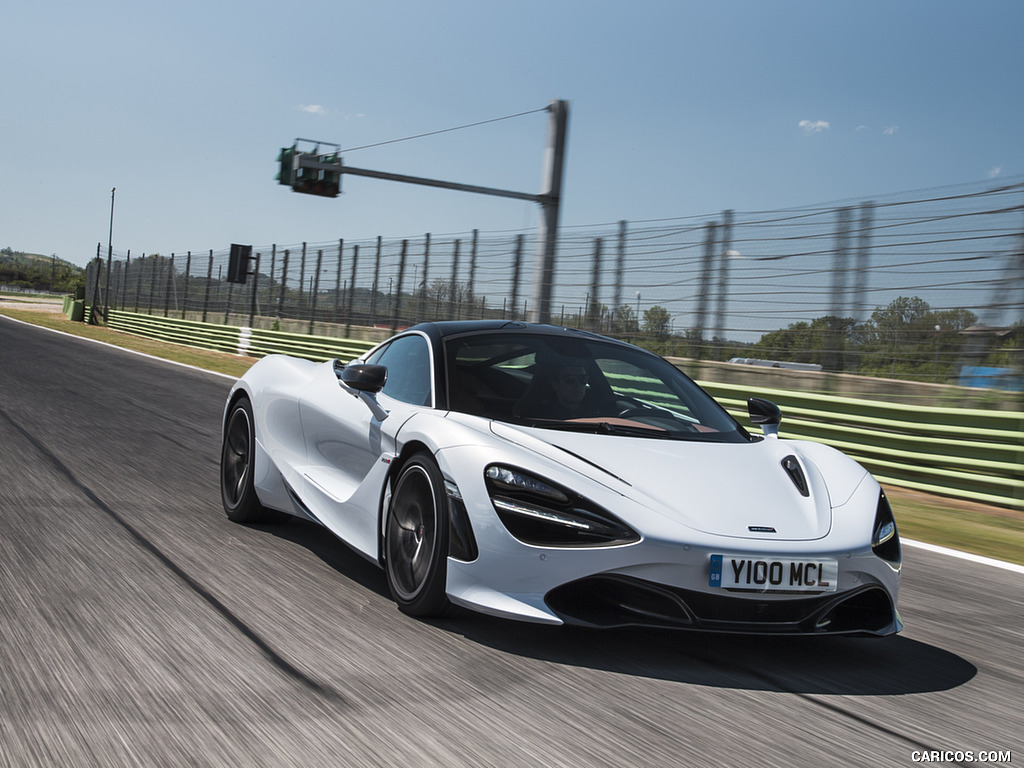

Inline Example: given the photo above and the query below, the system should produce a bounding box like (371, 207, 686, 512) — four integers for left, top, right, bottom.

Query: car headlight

(871, 491, 901, 564)
(485, 464, 640, 547)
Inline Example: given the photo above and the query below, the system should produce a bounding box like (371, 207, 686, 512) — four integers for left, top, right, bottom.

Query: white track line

(902, 538, 1024, 574)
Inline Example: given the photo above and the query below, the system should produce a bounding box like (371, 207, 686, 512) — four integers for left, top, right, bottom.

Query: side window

(371, 335, 432, 406)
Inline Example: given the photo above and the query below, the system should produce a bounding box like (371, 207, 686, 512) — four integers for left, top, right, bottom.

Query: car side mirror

(337, 362, 388, 393)
(747, 397, 782, 437)
(335, 362, 389, 421)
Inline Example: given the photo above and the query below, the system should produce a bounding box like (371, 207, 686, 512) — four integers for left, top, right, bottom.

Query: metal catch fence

(85, 176, 1024, 388)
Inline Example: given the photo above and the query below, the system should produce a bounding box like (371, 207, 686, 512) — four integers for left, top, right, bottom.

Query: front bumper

(545, 574, 902, 636)
(435, 444, 901, 635)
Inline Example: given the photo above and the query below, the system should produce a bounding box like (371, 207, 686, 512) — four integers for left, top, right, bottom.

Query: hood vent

(781, 455, 810, 497)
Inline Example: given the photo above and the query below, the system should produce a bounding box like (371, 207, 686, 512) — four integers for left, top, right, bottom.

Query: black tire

(220, 398, 287, 524)
(385, 453, 451, 616)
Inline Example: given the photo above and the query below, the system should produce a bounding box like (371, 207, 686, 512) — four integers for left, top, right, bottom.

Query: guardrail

(103, 309, 376, 361)
(88, 309, 1024, 511)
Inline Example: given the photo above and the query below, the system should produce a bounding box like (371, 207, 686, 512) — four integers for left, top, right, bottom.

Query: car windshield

(445, 333, 750, 443)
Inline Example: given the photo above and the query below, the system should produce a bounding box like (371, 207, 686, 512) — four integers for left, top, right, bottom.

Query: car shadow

(433, 615, 977, 696)
(251, 520, 976, 697)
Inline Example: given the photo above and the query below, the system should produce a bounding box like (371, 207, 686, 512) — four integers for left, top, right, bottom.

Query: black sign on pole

(227, 244, 253, 284)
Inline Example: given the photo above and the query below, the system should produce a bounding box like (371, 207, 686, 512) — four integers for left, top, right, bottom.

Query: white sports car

(220, 321, 902, 635)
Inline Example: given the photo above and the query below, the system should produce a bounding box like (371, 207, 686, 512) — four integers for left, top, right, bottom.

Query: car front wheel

(220, 397, 287, 524)
(385, 453, 451, 616)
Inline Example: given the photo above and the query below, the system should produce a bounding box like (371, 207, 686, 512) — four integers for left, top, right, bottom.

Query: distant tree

(856, 296, 977, 381)
(0, 250, 84, 293)
(611, 304, 639, 335)
(642, 305, 671, 339)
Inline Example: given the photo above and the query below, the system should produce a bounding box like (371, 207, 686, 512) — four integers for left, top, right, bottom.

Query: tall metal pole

(614, 220, 627, 320)
(468, 229, 479, 303)
(104, 187, 115, 322)
(289, 100, 569, 324)
(510, 234, 524, 321)
(830, 206, 854, 373)
(712, 209, 734, 355)
(529, 99, 569, 324)
(852, 202, 874, 323)
(588, 238, 603, 331)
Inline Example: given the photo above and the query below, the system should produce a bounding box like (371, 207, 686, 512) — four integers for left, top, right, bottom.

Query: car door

(298, 333, 434, 557)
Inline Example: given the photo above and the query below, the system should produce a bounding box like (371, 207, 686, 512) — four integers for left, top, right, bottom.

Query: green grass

(886, 489, 1024, 566)
(4, 305, 1023, 567)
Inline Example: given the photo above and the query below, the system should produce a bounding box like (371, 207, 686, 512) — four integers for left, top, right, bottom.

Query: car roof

(406, 320, 623, 346)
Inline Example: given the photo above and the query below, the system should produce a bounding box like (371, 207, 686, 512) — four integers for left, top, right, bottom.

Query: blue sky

(3, 0, 1022, 267)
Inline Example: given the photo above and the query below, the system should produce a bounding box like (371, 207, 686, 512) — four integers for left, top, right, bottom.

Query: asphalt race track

(1, 316, 1021, 767)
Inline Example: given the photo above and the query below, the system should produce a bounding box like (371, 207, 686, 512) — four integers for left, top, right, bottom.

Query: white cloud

(988, 166, 1002, 179)
(856, 124, 870, 132)
(883, 125, 898, 135)
(299, 104, 328, 115)
(799, 119, 830, 134)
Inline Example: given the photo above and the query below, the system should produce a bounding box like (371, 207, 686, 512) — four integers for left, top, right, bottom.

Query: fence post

(250, 253, 261, 328)
(449, 239, 461, 321)
(278, 249, 290, 321)
(182, 251, 191, 319)
(416, 233, 430, 325)
(147, 256, 158, 315)
(346, 244, 359, 334)
(224, 279, 233, 324)
(309, 249, 323, 334)
(370, 236, 382, 327)
(120, 252, 130, 310)
(334, 239, 343, 321)
(298, 242, 307, 313)
(391, 240, 408, 333)
(266, 246, 276, 323)
(510, 235, 524, 321)
(202, 251, 213, 322)
(163, 253, 175, 318)
(135, 254, 145, 313)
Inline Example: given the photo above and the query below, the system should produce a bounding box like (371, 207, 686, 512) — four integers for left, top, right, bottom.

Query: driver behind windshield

(516, 357, 608, 420)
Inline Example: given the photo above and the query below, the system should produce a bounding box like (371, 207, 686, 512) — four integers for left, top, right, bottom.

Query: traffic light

(294, 161, 319, 194)
(276, 145, 296, 186)
(319, 153, 341, 197)
(292, 152, 342, 197)
(275, 140, 342, 197)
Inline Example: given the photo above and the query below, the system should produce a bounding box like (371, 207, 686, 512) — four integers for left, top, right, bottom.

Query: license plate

(709, 554, 838, 592)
